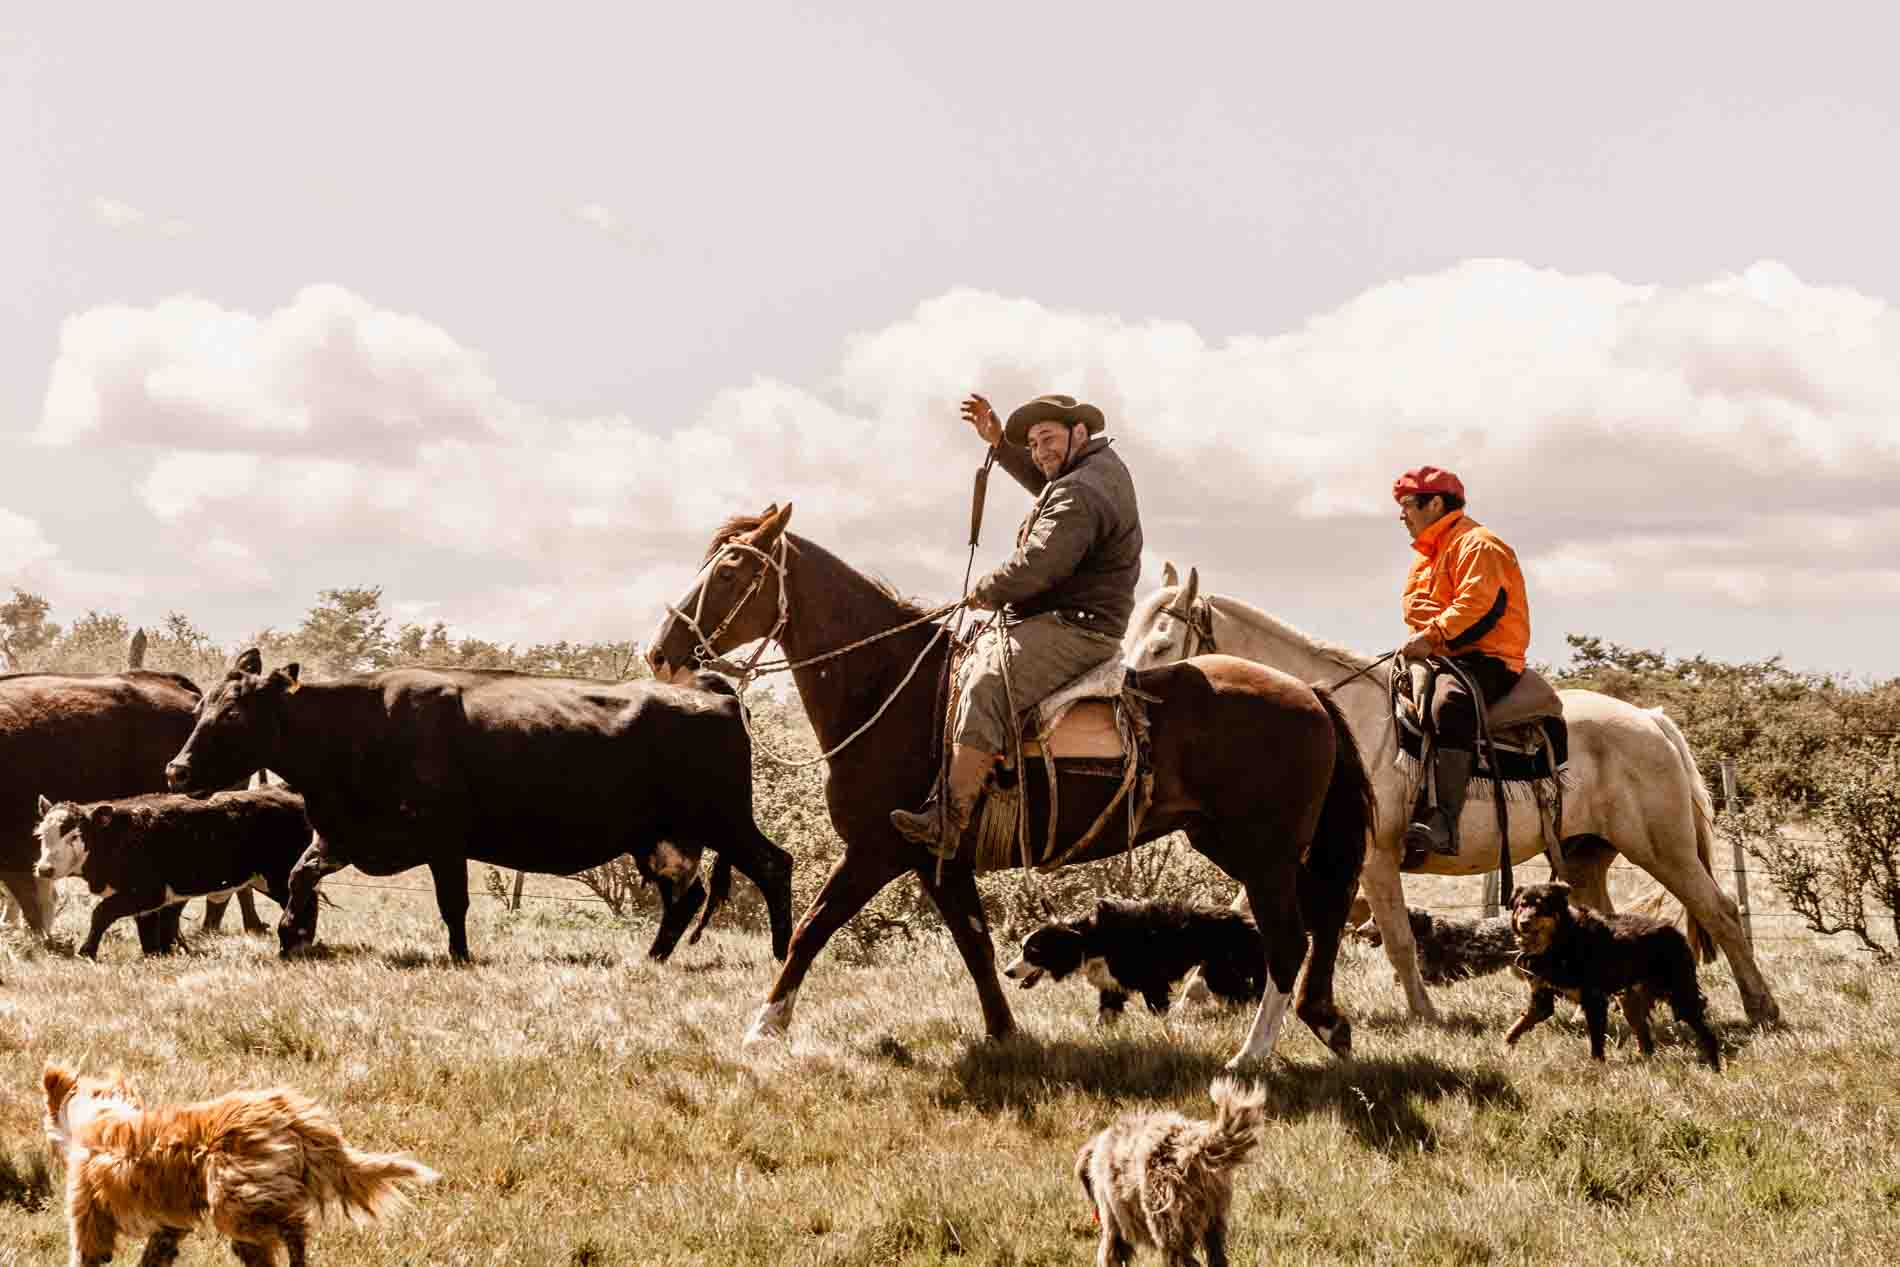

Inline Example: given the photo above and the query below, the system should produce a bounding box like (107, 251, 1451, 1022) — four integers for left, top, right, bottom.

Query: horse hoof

(743, 996, 796, 1047)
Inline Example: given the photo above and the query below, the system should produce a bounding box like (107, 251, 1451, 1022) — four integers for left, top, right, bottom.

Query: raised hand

(960, 393, 1003, 446)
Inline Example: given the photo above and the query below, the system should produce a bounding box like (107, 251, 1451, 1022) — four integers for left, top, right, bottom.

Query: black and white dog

(1002, 898, 1265, 1022)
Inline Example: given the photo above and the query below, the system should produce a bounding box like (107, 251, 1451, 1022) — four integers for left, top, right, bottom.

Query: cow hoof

(1317, 1018, 1352, 1058)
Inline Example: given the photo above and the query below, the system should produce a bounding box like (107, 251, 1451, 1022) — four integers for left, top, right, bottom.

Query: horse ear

(1180, 567, 1200, 610)
(754, 502, 794, 547)
(233, 647, 264, 676)
(1161, 561, 1179, 588)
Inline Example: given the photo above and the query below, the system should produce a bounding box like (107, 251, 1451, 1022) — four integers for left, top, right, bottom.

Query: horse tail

(1312, 686, 1375, 891)
(1628, 707, 1719, 964)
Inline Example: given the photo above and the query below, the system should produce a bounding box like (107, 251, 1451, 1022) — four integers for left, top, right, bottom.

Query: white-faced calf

(33, 787, 313, 959)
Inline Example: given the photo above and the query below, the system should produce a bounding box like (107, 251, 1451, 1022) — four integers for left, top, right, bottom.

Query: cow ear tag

(286, 678, 301, 694)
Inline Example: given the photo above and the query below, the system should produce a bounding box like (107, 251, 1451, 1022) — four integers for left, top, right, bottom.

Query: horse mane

(1204, 593, 1375, 669)
(702, 514, 787, 563)
(701, 516, 935, 621)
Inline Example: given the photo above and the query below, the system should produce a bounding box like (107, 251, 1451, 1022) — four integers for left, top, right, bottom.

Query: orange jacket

(1401, 510, 1530, 672)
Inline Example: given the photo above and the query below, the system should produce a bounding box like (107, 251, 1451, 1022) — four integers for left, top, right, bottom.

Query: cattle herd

(4, 652, 793, 966)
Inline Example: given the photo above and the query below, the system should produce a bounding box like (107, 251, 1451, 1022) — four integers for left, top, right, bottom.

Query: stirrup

(890, 802, 956, 856)
(1402, 811, 1460, 858)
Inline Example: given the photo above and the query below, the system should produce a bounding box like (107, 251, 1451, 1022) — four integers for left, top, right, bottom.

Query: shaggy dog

(42, 1063, 438, 1265)
(1076, 1077, 1266, 1267)
(1002, 898, 1264, 1022)
(1504, 882, 1722, 1069)
(1350, 906, 1520, 986)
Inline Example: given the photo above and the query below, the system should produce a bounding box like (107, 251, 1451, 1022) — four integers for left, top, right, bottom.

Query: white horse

(1125, 565, 1780, 1028)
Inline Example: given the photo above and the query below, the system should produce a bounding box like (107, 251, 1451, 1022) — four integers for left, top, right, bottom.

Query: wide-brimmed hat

(1004, 394, 1107, 447)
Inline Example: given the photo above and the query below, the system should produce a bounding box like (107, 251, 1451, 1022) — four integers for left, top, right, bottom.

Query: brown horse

(648, 504, 1375, 1067)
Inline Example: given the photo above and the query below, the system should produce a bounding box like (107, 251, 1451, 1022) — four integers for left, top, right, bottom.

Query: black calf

(34, 788, 314, 960)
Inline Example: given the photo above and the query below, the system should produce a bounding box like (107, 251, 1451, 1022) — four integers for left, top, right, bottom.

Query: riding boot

(891, 745, 993, 859)
(1403, 748, 1474, 857)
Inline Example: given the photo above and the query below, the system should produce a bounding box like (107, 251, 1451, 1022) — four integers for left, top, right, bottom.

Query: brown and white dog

(1076, 1077, 1266, 1267)
(42, 1063, 438, 1266)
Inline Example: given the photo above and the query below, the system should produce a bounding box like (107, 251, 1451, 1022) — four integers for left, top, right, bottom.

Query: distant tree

(295, 587, 393, 678)
(143, 611, 229, 685)
(43, 610, 134, 674)
(1813, 742, 1900, 957)
(515, 639, 644, 680)
(1, 588, 58, 669)
(1556, 634, 1857, 807)
(392, 621, 456, 665)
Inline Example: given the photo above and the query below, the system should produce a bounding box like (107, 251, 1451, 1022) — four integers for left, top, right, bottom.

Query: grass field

(3, 868, 1898, 1266)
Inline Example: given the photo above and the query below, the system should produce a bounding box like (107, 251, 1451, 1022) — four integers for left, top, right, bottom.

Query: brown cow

(1, 670, 219, 951)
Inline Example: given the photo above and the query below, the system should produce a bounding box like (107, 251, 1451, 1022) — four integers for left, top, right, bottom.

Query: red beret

(1393, 466, 1465, 503)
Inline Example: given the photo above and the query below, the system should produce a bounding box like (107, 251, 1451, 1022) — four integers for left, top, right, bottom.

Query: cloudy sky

(5, 3, 1897, 676)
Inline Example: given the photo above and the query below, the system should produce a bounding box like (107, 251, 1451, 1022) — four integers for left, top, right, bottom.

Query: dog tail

(285, 1103, 437, 1224)
(1196, 1077, 1266, 1174)
(1635, 708, 1719, 964)
(319, 1147, 440, 1223)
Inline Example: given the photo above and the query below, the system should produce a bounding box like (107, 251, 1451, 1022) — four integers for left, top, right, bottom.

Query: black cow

(164, 651, 794, 964)
(0, 670, 205, 952)
(32, 787, 314, 959)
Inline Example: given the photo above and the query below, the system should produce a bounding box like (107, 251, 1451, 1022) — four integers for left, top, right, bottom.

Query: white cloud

(37, 285, 507, 454)
(89, 195, 192, 237)
(0, 507, 59, 574)
(0, 508, 149, 615)
(28, 262, 1900, 668)
(566, 202, 648, 251)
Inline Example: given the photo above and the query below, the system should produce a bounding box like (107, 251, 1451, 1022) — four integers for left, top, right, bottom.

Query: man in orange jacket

(1393, 466, 1531, 855)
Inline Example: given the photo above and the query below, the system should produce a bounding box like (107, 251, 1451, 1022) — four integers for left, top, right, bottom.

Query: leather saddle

(1020, 655, 1130, 760)
(1396, 662, 1569, 783)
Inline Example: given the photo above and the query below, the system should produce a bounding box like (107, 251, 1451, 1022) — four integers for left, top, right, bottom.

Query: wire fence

(314, 742, 1892, 954)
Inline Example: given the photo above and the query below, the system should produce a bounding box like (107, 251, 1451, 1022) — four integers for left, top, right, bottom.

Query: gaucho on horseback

(1393, 465, 1533, 856)
(890, 392, 1143, 858)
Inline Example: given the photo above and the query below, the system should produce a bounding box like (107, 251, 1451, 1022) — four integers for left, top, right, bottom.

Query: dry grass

(4, 869, 1899, 1266)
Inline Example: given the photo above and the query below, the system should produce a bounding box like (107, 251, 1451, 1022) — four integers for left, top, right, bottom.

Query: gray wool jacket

(972, 436, 1144, 637)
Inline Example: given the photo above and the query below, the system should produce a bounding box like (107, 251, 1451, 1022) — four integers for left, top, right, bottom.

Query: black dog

(1002, 898, 1265, 1022)
(1505, 881, 1722, 1069)
(1353, 906, 1521, 985)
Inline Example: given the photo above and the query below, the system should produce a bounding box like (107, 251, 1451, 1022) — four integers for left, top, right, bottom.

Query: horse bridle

(1159, 596, 1217, 657)
(665, 535, 791, 679)
(662, 533, 961, 768)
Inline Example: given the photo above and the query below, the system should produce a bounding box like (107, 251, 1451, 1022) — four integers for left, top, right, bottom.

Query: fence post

(1481, 869, 1500, 920)
(1719, 758, 1753, 947)
(510, 870, 526, 912)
